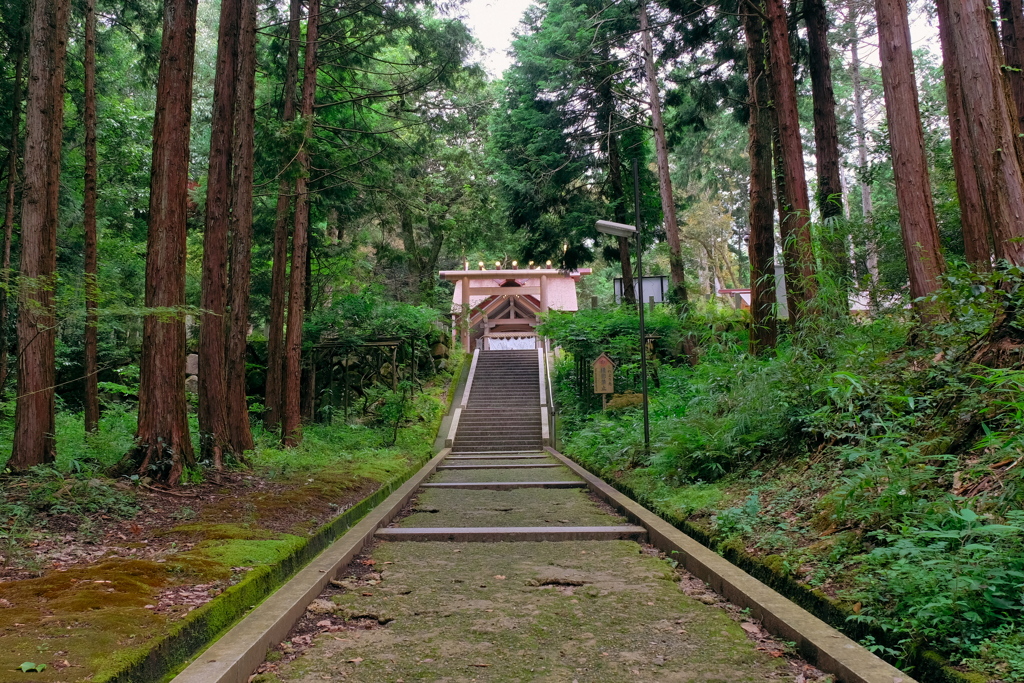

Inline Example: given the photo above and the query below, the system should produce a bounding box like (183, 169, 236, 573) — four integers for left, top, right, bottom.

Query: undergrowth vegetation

(0, 368, 452, 572)
(544, 270, 1024, 681)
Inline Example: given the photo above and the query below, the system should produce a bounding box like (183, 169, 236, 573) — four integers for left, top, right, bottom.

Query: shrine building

(439, 267, 591, 351)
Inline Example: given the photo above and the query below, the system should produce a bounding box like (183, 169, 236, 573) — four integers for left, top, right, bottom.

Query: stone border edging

(160, 448, 450, 683)
(545, 446, 915, 683)
(459, 348, 480, 410)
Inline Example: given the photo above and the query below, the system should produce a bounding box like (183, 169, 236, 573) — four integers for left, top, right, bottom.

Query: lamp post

(595, 159, 650, 454)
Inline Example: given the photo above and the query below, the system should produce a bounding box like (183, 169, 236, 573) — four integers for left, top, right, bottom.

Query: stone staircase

(451, 350, 543, 453)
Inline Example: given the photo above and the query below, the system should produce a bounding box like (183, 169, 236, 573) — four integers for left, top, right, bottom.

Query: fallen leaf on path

(740, 622, 760, 635)
(347, 657, 364, 663)
(494, 575, 506, 580)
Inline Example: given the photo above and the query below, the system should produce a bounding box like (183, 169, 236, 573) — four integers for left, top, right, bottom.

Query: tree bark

(1000, 0, 1024, 134)
(875, 0, 945, 309)
(804, 0, 848, 289)
(84, 0, 100, 433)
(0, 31, 25, 396)
(605, 121, 636, 305)
(764, 0, 816, 318)
(849, 6, 879, 281)
(122, 0, 198, 484)
(937, 0, 993, 268)
(744, 4, 778, 353)
(11, 0, 70, 470)
(939, 0, 1024, 267)
(596, 35, 636, 307)
(768, 79, 800, 319)
(639, 0, 687, 305)
(282, 0, 320, 446)
(226, 0, 257, 455)
(264, 0, 302, 429)
(198, 0, 240, 468)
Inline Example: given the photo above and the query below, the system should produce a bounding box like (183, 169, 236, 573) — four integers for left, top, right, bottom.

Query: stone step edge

(436, 464, 562, 470)
(374, 525, 647, 542)
(445, 450, 545, 455)
(445, 455, 549, 460)
(420, 481, 586, 489)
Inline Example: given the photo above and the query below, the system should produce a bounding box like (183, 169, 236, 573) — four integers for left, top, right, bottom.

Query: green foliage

(962, 624, 1024, 681)
(851, 507, 1024, 660)
(306, 292, 442, 346)
(828, 437, 957, 527)
(1, 467, 139, 519)
(714, 494, 761, 538)
(489, 0, 660, 269)
(555, 275, 1024, 674)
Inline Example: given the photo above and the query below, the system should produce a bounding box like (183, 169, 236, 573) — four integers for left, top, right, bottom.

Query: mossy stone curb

(558, 452, 978, 683)
(93, 456, 431, 683)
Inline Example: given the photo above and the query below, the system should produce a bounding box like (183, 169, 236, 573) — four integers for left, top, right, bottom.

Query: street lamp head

(595, 219, 637, 238)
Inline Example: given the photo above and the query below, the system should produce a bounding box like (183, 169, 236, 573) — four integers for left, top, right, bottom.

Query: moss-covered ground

(432, 464, 583, 484)
(0, 381, 449, 681)
(400, 488, 628, 528)
(258, 539, 802, 682)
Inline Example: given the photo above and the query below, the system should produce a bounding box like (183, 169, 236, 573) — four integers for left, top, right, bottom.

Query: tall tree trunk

(875, 0, 945, 309)
(596, 35, 636, 307)
(764, 0, 816, 318)
(0, 32, 25, 396)
(744, 4, 778, 353)
(225, 0, 257, 455)
(937, 0, 993, 268)
(300, 220, 313, 421)
(639, 0, 687, 305)
(264, 0, 302, 429)
(604, 116, 636, 305)
(939, 0, 1024, 266)
(84, 0, 100, 433)
(1000, 0, 1024, 133)
(607, 136, 636, 305)
(11, 0, 70, 470)
(769, 83, 800, 319)
(121, 0, 198, 484)
(849, 7, 878, 282)
(805, 0, 848, 290)
(282, 0, 320, 446)
(198, 0, 240, 468)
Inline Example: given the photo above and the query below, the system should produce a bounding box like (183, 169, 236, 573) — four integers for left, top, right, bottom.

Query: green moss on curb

(564, 455, 977, 683)
(93, 455, 432, 683)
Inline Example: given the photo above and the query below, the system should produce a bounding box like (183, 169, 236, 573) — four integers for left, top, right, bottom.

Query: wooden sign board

(592, 353, 615, 394)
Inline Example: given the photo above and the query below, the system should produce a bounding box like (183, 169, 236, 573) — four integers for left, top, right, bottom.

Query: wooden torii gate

(439, 268, 588, 351)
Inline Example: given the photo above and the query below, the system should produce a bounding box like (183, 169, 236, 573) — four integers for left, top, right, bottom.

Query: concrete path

(252, 451, 817, 682)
